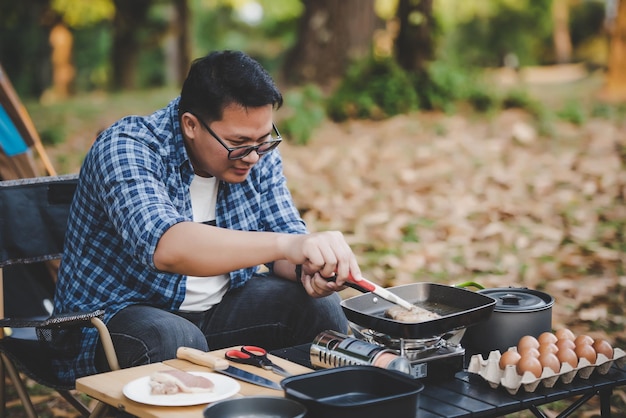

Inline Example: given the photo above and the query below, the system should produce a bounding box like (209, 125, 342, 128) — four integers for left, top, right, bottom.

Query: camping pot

(462, 287, 554, 354)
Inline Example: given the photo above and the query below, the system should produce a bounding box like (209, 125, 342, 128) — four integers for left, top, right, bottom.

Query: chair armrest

(0, 309, 120, 371)
(0, 309, 105, 329)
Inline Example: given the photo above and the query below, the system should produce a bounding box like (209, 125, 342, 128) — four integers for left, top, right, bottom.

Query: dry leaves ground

(7, 71, 626, 417)
(281, 109, 626, 342)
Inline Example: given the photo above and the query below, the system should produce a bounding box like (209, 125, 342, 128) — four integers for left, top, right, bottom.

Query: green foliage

(440, 0, 553, 67)
(501, 88, 544, 116)
(499, 87, 560, 135)
(591, 102, 626, 124)
(0, 2, 51, 97)
(591, 102, 615, 119)
(415, 61, 466, 112)
(191, 0, 299, 74)
(137, 45, 167, 89)
(327, 57, 508, 121)
(256, 0, 304, 21)
(415, 61, 496, 113)
(402, 218, 436, 243)
(466, 87, 500, 113)
(569, 0, 606, 47)
(39, 126, 66, 146)
(281, 85, 326, 146)
(326, 56, 418, 122)
(51, 0, 114, 28)
(535, 109, 556, 138)
(72, 24, 112, 91)
(556, 100, 586, 125)
(387, 59, 502, 114)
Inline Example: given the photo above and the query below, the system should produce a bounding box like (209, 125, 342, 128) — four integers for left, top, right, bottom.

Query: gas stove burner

(348, 322, 467, 361)
(346, 319, 469, 380)
(350, 322, 442, 345)
(358, 328, 441, 349)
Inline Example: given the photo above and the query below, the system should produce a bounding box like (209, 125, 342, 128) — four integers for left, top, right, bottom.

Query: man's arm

(153, 221, 361, 288)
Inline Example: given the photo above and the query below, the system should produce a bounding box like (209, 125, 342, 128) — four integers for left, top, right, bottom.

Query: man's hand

(279, 230, 362, 296)
(300, 271, 342, 298)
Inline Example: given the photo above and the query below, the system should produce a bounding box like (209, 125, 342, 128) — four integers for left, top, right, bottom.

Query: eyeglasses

(188, 111, 282, 160)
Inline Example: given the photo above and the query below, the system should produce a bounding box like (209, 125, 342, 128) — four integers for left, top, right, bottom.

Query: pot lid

(480, 287, 554, 312)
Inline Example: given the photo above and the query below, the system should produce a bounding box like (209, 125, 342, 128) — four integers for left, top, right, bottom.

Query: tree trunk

(48, 22, 75, 99)
(282, 0, 380, 88)
(394, 0, 435, 75)
(552, 0, 572, 64)
(111, 0, 153, 90)
(0, 0, 53, 97)
(164, 0, 190, 87)
(600, 0, 626, 102)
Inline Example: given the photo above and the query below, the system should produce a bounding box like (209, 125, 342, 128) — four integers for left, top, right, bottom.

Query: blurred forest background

(2, 0, 626, 416)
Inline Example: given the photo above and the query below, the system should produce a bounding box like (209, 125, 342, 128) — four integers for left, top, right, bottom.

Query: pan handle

(454, 281, 485, 290)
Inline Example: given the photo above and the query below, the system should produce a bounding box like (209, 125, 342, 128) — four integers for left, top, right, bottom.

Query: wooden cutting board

(165, 347, 313, 396)
(76, 347, 313, 418)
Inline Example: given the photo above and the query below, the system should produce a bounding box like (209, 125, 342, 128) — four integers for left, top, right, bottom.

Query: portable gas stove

(349, 323, 466, 381)
(337, 282, 497, 381)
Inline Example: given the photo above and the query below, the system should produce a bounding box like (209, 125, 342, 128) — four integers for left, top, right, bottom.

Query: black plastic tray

(281, 366, 424, 418)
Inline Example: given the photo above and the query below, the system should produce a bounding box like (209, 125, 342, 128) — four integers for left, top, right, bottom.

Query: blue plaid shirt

(52, 97, 306, 384)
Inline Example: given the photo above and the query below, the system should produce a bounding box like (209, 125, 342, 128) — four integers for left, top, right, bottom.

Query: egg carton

(467, 347, 626, 395)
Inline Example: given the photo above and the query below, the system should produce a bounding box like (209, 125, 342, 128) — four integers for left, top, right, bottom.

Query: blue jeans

(95, 274, 348, 371)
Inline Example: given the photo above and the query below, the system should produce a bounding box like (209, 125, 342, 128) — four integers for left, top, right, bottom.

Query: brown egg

(499, 350, 522, 369)
(516, 355, 543, 378)
(575, 343, 597, 364)
(592, 339, 614, 360)
(538, 352, 561, 373)
(537, 332, 558, 346)
(517, 335, 540, 352)
(555, 328, 575, 341)
(574, 334, 594, 346)
(538, 343, 558, 355)
(556, 338, 576, 351)
(557, 347, 578, 368)
(517, 347, 540, 358)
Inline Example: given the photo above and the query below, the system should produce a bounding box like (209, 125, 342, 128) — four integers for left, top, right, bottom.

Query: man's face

(181, 103, 276, 182)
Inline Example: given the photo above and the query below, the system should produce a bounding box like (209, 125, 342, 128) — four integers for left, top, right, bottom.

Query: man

(52, 50, 362, 384)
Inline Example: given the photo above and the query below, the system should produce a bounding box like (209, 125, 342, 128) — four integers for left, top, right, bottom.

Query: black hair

(178, 50, 283, 123)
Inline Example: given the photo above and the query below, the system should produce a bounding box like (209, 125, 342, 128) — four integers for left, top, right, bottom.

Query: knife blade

(176, 347, 283, 390)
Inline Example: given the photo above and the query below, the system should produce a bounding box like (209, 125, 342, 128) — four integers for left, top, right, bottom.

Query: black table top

(271, 344, 626, 418)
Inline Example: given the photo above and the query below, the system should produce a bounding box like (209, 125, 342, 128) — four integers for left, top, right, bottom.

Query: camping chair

(0, 174, 120, 418)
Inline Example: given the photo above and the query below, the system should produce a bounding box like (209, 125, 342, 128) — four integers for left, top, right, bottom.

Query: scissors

(225, 345, 291, 377)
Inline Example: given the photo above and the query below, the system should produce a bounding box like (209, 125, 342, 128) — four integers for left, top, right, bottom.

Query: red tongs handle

(329, 273, 417, 311)
(325, 272, 375, 293)
(345, 274, 375, 292)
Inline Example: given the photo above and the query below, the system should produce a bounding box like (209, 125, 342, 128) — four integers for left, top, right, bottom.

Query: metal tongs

(328, 273, 421, 312)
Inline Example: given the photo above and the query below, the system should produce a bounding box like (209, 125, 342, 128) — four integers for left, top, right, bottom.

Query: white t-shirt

(179, 175, 229, 311)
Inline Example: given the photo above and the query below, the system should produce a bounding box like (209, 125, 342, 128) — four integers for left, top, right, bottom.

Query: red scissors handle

(224, 349, 252, 360)
(225, 345, 291, 377)
(225, 346, 271, 369)
(241, 345, 267, 356)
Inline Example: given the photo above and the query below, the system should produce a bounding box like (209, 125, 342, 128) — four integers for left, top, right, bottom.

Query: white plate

(123, 371, 240, 406)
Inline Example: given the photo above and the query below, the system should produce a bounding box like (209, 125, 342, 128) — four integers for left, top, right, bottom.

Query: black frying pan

(204, 396, 306, 418)
(340, 282, 497, 339)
